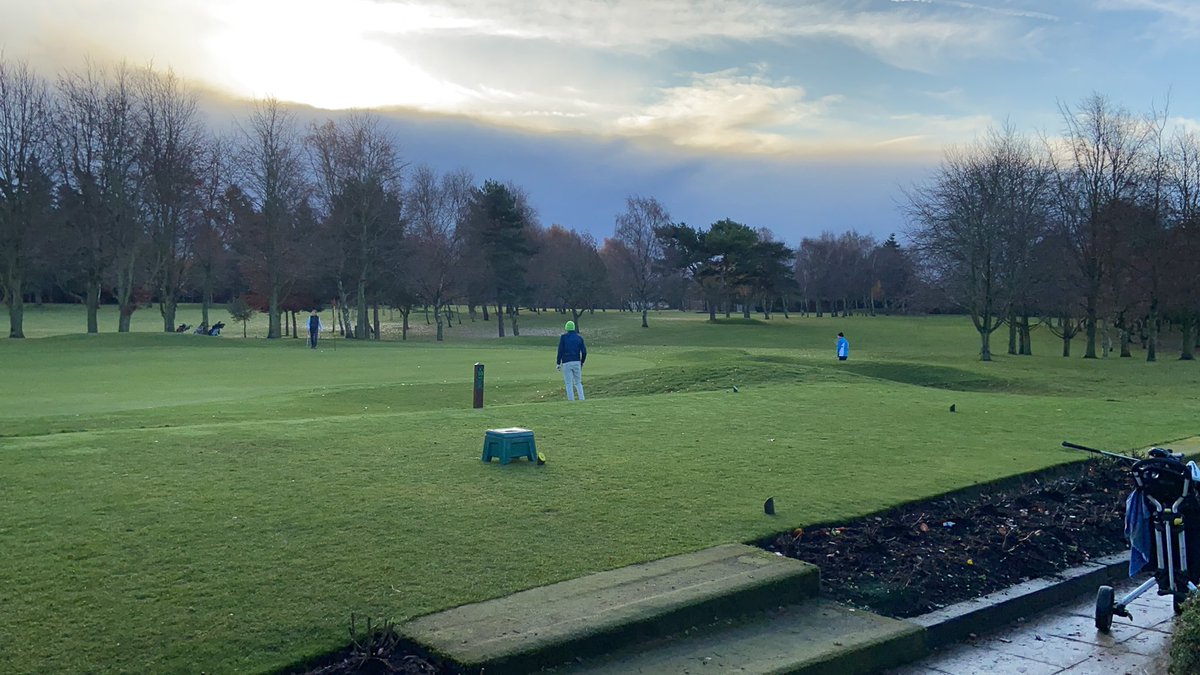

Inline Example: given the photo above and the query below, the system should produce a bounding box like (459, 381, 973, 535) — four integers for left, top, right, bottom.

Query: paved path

(887, 577, 1174, 675)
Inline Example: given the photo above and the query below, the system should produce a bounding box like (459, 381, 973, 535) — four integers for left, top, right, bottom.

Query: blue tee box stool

(482, 427, 537, 464)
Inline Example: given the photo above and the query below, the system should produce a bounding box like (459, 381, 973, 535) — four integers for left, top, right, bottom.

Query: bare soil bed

(293, 458, 1131, 673)
(765, 458, 1130, 618)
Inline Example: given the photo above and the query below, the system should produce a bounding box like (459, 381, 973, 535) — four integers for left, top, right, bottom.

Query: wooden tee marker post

(473, 362, 484, 408)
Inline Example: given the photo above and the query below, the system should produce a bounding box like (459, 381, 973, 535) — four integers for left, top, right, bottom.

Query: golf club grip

(1061, 441, 1100, 453)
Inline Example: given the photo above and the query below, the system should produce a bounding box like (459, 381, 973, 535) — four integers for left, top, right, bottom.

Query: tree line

(5, 58, 1187, 361)
(905, 95, 1200, 361)
(0, 58, 921, 342)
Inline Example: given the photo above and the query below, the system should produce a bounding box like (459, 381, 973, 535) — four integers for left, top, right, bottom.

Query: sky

(4, 0, 1200, 246)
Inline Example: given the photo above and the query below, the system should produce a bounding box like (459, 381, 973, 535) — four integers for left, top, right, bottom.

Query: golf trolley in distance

(1063, 442, 1200, 632)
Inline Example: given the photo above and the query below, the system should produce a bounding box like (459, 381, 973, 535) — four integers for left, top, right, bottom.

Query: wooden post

(473, 363, 485, 409)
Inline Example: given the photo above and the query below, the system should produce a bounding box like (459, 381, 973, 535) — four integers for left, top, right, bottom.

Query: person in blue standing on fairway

(308, 310, 323, 349)
(557, 320, 587, 401)
(836, 332, 849, 361)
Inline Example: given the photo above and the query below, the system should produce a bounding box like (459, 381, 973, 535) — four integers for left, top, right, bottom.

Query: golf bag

(1096, 448, 1200, 631)
(1128, 453, 1200, 588)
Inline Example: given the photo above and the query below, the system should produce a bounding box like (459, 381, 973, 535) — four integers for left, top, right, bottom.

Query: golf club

(1061, 441, 1138, 463)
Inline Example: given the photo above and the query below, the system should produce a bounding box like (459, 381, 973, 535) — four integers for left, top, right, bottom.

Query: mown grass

(2, 305, 1198, 673)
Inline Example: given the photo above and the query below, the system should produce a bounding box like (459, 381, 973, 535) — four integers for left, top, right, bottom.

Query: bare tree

(135, 65, 206, 332)
(53, 60, 141, 332)
(1166, 130, 1200, 359)
(192, 136, 234, 328)
(404, 165, 471, 341)
(1047, 93, 1153, 358)
(0, 58, 54, 338)
(308, 113, 405, 339)
(234, 98, 310, 338)
(795, 231, 873, 317)
(905, 126, 1051, 361)
(530, 225, 608, 326)
(613, 195, 670, 327)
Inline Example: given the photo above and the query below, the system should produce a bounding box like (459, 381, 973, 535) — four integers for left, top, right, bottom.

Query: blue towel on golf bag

(1125, 488, 1152, 577)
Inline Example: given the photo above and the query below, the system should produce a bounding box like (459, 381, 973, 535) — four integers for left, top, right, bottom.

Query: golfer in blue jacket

(557, 320, 587, 401)
(836, 332, 849, 360)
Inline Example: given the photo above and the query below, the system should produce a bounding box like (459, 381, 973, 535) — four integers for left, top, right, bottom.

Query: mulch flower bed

(765, 458, 1131, 617)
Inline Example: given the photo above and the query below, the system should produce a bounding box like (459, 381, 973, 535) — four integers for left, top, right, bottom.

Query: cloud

(0, 0, 1077, 155)
(890, 0, 1060, 22)
(1170, 117, 1200, 135)
(615, 69, 842, 152)
(409, 0, 1050, 70)
(1096, 0, 1200, 37)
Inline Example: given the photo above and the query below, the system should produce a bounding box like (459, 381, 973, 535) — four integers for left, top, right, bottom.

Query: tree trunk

(201, 286, 212, 328)
(1181, 315, 1196, 361)
(160, 297, 177, 333)
(509, 306, 519, 336)
(86, 277, 100, 334)
(1147, 307, 1158, 363)
(434, 301, 445, 341)
(481, 303, 489, 321)
(356, 278, 369, 340)
(1084, 296, 1098, 358)
(1008, 310, 1018, 355)
(268, 285, 281, 338)
(6, 275, 24, 338)
(118, 303, 134, 333)
(641, 307, 648, 328)
(401, 307, 409, 340)
(496, 302, 505, 337)
(1020, 316, 1032, 356)
(973, 310, 994, 362)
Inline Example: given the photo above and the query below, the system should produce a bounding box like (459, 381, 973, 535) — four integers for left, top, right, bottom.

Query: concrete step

(553, 598, 926, 675)
(399, 544, 819, 674)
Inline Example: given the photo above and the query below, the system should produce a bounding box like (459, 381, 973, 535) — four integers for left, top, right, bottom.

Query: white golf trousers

(562, 361, 584, 401)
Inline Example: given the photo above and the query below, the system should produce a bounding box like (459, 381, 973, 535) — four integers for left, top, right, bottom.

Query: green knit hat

(565, 321, 575, 331)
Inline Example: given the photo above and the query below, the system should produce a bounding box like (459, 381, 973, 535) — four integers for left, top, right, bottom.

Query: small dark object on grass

(950, 404, 956, 412)
(536, 451, 546, 466)
(732, 385, 739, 393)
(764, 497, 775, 515)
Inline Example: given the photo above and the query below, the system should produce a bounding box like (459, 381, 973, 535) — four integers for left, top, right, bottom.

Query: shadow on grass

(840, 361, 1027, 393)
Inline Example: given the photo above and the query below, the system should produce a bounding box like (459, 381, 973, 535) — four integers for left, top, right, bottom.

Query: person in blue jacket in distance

(557, 320, 587, 401)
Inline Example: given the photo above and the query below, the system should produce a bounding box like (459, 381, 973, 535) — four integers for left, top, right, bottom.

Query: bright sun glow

(203, 0, 474, 110)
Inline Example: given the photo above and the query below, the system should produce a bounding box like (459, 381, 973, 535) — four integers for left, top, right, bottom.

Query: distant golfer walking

(556, 320, 587, 401)
(308, 310, 323, 349)
(836, 332, 849, 361)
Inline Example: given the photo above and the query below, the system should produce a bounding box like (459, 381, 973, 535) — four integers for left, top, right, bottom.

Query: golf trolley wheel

(1174, 594, 1187, 615)
(1095, 585, 1115, 632)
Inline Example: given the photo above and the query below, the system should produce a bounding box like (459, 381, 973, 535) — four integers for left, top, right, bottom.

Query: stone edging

(907, 552, 1130, 648)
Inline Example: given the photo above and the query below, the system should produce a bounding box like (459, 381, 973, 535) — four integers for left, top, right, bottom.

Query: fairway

(3, 306, 1199, 673)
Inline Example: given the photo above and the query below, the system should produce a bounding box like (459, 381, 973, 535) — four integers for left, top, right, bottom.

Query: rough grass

(2, 305, 1199, 673)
